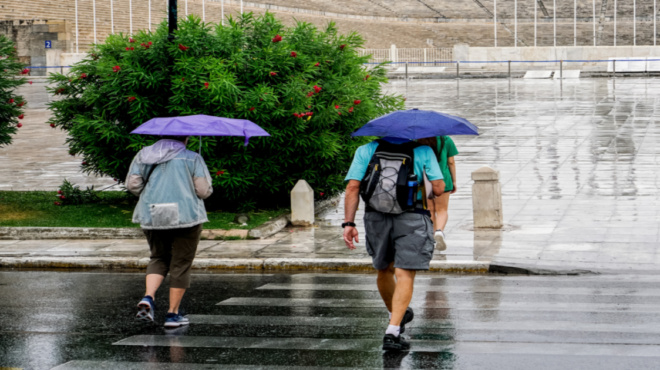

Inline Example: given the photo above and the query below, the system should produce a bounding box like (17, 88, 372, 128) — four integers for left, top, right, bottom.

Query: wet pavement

(2, 270, 660, 369)
(3, 78, 660, 273)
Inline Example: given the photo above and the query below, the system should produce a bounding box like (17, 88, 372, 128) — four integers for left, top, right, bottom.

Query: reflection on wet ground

(2, 271, 659, 369)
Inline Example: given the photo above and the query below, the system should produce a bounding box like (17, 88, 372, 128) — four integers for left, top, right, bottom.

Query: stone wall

(0, 20, 71, 76)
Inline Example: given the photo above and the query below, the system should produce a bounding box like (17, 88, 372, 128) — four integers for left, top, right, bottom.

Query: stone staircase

(1, 0, 656, 53)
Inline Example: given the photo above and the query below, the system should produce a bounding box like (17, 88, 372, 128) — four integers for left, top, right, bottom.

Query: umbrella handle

(199, 136, 202, 154)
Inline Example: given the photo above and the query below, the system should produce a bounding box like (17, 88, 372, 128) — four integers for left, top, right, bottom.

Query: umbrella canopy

(351, 108, 478, 140)
(131, 114, 270, 146)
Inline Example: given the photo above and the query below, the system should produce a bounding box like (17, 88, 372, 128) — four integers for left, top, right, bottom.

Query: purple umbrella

(131, 114, 270, 147)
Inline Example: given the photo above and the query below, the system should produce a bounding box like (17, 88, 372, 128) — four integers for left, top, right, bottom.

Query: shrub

(55, 179, 100, 206)
(47, 13, 404, 210)
(0, 35, 28, 147)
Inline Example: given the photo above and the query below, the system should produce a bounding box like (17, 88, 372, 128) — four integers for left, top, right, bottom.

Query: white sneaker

(434, 230, 446, 251)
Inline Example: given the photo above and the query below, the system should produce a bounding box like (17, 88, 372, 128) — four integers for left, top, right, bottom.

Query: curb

(0, 257, 489, 274)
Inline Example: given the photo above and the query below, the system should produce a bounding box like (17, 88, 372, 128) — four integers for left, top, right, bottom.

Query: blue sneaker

(164, 312, 189, 328)
(136, 295, 155, 323)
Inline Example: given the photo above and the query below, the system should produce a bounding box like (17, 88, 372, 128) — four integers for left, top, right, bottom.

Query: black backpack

(360, 139, 420, 214)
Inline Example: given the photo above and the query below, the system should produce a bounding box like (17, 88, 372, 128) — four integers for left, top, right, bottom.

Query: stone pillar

(390, 44, 397, 63)
(291, 179, 314, 226)
(472, 167, 503, 229)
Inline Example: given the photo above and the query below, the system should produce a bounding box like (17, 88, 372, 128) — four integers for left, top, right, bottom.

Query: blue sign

(45, 40, 52, 49)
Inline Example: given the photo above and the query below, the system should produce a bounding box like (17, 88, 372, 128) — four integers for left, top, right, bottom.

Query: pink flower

(204, 82, 209, 89)
(57, 190, 62, 194)
(17, 101, 24, 107)
(20, 68, 29, 75)
(28, 81, 32, 85)
(80, 73, 87, 78)
(314, 62, 320, 67)
(60, 195, 65, 200)
(349, 107, 354, 113)
(127, 96, 136, 102)
(216, 170, 225, 176)
(8, 99, 13, 104)
(313, 85, 322, 93)
(269, 71, 277, 76)
(82, 161, 87, 165)
(249, 107, 255, 111)
(17, 123, 22, 128)
(148, 41, 153, 46)
(335, 105, 340, 109)
(272, 34, 282, 43)
(125, 47, 130, 51)
(178, 44, 189, 51)
(354, 100, 361, 105)
(339, 44, 346, 50)
(50, 123, 55, 128)
(307, 91, 314, 97)
(129, 37, 136, 43)
(18, 114, 24, 119)
(113, 65, 121, 72)
(293, 113, 299, 118)
(320, 192, 325, 196)
(54, 201, 61, 206)
(290, 51, 297, 58)
(364, 74, 370, 80)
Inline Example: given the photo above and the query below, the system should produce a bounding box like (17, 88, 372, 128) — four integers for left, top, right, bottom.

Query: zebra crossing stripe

(52, 360, 351, 369)
(112, 335, 660, 356)
(256, 283, 660, 296)
(216, 297, 660, 312)
(186, 315, 660, 334)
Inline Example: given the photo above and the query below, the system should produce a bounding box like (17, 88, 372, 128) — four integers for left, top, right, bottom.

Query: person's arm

(343, 180, 360, 250)
(193, 156, 213, 199)
(125, 158, 145, 196)
(448, 156, 457, 194)
(431, 179, 445, 197)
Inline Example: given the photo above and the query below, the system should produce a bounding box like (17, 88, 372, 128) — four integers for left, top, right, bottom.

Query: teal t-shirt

(435, 136, 459, 191)
(345, 138, 443, 199)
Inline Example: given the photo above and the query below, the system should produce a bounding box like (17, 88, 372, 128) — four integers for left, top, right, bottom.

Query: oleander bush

(47, 13, 403, 209)
(0, 35, 28, 147)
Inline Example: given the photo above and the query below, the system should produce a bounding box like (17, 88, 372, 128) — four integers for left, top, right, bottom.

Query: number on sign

(45, 40, 52, 49)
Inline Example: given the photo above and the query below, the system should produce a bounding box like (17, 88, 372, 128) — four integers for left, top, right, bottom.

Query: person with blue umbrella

(343, 108, 477, 351)
(128, 115, 270, 328)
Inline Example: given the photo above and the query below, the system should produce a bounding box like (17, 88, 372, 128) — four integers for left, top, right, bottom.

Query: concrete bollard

(471, 167, 503, 229)
(291, 179, 314, 226)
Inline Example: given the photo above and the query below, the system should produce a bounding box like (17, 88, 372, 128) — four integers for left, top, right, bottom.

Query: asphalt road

(2, 270, 660, 369)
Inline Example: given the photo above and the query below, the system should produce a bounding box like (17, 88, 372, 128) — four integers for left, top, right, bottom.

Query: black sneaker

(399, 307, 414, 334)
(383, 334, 411, 351)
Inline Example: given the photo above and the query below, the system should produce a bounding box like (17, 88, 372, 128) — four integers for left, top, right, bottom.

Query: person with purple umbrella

(127, 114, 270, 327)
(126, 135, 213, 328)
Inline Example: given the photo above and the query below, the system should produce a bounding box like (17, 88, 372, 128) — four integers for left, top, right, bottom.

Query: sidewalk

(3, 78, 660, 275)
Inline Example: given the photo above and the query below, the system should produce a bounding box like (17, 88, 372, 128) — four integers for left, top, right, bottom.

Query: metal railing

(358, 48, 453, 64)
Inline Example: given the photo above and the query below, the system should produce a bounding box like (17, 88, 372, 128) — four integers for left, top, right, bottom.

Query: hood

(138, 139, 187, 165)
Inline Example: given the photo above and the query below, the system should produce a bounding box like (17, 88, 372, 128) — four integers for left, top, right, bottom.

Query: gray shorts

(363, 211, 435, 271)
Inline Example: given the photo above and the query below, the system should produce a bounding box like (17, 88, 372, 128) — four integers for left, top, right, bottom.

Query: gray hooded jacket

(126, 139, 213, 229)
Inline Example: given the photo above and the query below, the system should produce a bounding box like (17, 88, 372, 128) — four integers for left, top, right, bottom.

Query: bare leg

(168, 288, 186, 314)
(389, 268, 416, 326)
(377, 263, 396, 312)
(433, 192, 451, 232)
(145, 274, 165, 299)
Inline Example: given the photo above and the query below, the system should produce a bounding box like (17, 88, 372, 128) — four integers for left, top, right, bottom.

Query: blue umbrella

(351, 108, 478, 139)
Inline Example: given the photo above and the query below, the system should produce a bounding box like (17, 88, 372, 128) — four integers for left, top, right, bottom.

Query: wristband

(341, 222, 356, 228)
